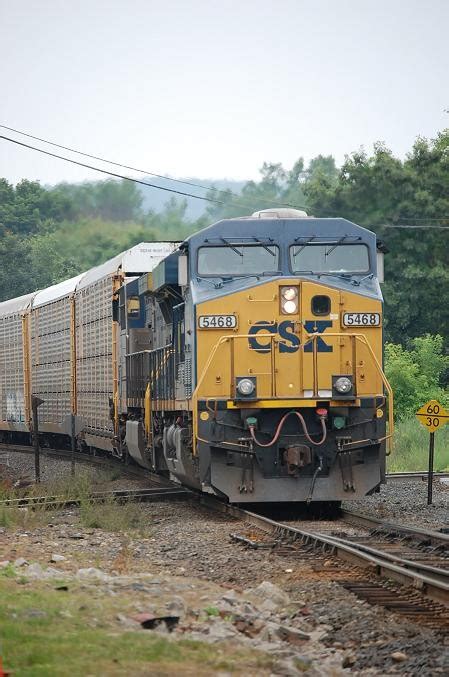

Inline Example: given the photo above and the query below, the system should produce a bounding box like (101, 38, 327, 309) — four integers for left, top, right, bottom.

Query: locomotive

(0, 209, 393, 503)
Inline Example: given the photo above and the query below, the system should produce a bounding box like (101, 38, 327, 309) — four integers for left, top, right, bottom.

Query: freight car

(0, 210, 393, 504)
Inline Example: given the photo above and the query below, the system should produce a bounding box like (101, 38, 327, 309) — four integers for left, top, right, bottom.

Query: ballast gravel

(1, 451, 449, 675)
(343, 477, 449, 531)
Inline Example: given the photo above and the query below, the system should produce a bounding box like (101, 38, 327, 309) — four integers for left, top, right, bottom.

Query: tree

(385, 335, 449, 420)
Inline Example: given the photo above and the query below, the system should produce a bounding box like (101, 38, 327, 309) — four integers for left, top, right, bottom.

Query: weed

(0, 563, 17, 578)
(204, 606, 220, 617)
(79, 495, 147, 534)
(388, 417, 449, 472)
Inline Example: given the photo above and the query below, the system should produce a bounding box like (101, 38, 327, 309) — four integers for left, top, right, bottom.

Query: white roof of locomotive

(33, 273, 86, 308)
(0, 291, 37, 318)
(77, 241, 179, 290)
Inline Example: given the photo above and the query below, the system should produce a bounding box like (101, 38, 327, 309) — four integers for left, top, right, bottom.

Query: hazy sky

(1, 0, 448, 189)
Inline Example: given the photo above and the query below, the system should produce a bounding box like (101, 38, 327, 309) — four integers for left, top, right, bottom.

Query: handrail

(192, 331, 393, 455)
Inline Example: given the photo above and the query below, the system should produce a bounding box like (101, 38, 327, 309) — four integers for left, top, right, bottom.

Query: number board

(415, 399, 449, 433)
(343, 312, 381, 327)
(198, 314, 237, 329)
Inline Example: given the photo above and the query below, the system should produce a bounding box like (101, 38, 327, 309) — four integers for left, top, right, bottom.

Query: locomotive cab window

(290, 243, 369, 274)
(311, 295, 330, 316)
(198, 244, 279, 276)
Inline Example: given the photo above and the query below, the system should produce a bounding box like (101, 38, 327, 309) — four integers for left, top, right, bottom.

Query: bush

(385, 334, 449, 420)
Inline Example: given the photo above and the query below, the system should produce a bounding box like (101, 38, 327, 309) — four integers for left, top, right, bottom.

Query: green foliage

(1, 130, 448, 346)
(0, 178, 72, 236)
(304, 133, 449, 343)
(79, 495, 146, 533)
(51, 178, 144, 222)
(204, 606, 220, 617)
(385, 335, 449, 420)
(387, 417, 448, 472)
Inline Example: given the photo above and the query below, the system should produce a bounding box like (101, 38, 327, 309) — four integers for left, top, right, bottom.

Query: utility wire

(377, 224, 449, 230)
(0, 134, 252, 208)
(0, 123, 308, 212)
(1, 132, 448, 231)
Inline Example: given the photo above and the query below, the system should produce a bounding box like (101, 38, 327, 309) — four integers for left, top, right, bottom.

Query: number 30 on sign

(415, 399, 449, 433)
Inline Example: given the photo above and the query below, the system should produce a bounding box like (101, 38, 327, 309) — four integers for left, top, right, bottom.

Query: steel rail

(0, 486, 190, 509)
(199, 496, 449, 606)
(341, 509, 449, 548)
(386, 471, 449, 480)
(0, 442, 171, 485)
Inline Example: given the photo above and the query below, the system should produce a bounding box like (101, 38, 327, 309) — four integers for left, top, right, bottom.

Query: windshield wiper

(220, 237, 243, 257)
(293, 270, 352, 281)
(351, 273, 374, 286)
(196, 276, 225, 289)
(292, 237, 316, 258)
(221, 274, 261, 284)
(253, 237, 277, 256)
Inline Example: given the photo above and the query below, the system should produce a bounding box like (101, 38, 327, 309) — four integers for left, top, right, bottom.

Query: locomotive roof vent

(251, 208, 308, 218)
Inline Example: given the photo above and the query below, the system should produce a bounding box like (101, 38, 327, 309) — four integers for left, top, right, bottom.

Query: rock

(132, 613, 180, 632)
(45, 567, 64, 578)
(77, 567, 111, 582)
(342, 653, 357, 668)
(165, 596, 188, 616)
(0, 560, 10, 567)
(220, 589, 239, 605)
(207, 619, 238, 641)
(391, 651, 407, 662)
(260, 598, 278, 613)
(50, 554, 66, 563)
(275, 625, 310, 643)
(14, 557, 28, 567)
(24, 608, 47, 619)
(233, 616, 265, 638)
(26, 563, 44, 578)
(275, 657, 310, 676)
(246, 581, 289, 607)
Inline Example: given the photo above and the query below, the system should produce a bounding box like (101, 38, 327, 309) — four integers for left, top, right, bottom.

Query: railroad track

(0, 486, 190, 509)
(200, 497, 449, 631)
(0, 442, 168, 484)
(386, 471, 449, 480)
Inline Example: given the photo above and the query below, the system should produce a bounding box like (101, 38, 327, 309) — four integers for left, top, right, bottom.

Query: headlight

(282, 287, 297, 301)
(334, 377, 352, 394)
(282, 300, 297, 314)
(237, 378, 255, 396)
(280, 286, 298, 314)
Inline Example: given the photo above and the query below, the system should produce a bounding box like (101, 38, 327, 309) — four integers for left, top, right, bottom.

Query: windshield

(198, 245, 279, 276)
(290, 244, 369, 274)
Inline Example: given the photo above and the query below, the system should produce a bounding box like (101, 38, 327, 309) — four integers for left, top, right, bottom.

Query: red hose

(249, 410, 327, 447)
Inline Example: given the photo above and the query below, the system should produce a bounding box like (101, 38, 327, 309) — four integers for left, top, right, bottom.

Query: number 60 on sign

(415, 399, 449, 433)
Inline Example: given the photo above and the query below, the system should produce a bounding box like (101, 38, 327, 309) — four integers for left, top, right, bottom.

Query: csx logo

(248, 320, 333, 353)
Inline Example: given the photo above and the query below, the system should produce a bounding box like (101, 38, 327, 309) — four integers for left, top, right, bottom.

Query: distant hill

(138, 177, 247, 220)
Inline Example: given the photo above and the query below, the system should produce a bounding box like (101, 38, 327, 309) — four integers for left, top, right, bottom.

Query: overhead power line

(378, 224, 449, 230)
(1, 130, 448, 231)
(0, 124, 308, 212)
(0, 134, 251, 209)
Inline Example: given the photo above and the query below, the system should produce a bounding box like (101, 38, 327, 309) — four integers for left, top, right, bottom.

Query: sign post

(415, 399, 449, 505)
(31, 396, 44, 483)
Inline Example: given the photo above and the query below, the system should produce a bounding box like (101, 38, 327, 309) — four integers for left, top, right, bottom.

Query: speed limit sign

(416, 399, 449, 433)
(415, 399, 448, 505)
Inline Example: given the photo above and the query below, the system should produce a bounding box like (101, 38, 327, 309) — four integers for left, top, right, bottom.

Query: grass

(0, 471, 148, 534)
(387, 417, 449, 472)
(0, 578, 274, 676)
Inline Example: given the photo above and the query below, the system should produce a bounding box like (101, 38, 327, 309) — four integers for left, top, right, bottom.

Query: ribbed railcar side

(0, 294, 35, 432)
(75, 275, 115, 436)
(30, 295, 73, 431)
